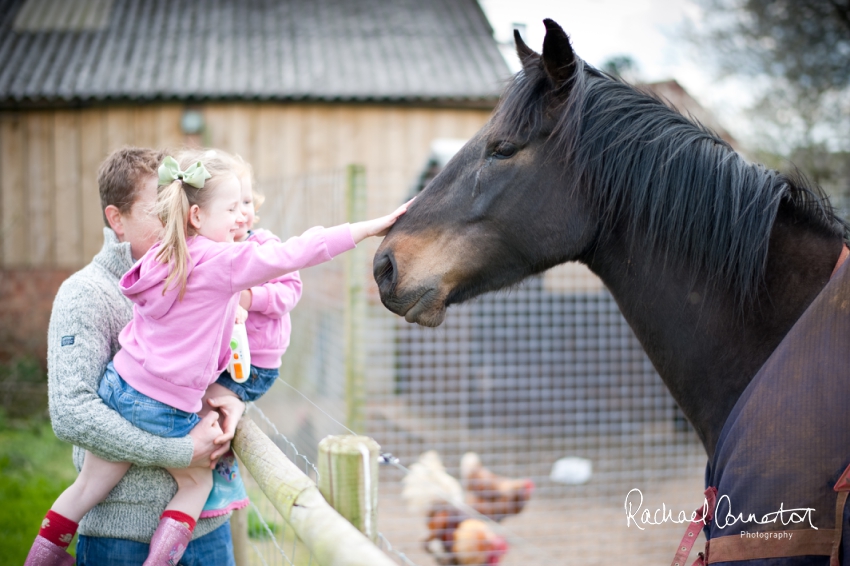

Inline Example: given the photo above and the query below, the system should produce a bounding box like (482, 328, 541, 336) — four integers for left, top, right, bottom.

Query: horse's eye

(492, 142, 518, 159)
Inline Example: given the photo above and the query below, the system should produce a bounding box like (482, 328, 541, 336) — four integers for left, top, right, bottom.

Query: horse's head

(375, 20, 597, 326)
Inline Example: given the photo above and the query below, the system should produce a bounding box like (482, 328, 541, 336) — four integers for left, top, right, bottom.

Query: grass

(248, 503, 283, 540)
(0, 411, 78, 561)
(242, 486, 318, 565)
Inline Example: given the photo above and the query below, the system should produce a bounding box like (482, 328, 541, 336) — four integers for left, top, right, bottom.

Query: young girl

(27, 151, 410, 566)
(193, 149, 291, 519)
(213, 152, 301, 404)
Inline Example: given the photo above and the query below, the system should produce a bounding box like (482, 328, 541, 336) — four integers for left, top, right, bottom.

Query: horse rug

(703, 257, 850, 565)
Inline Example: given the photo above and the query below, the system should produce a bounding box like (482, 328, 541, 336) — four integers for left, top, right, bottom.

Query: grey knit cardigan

(47, 228, 230, 542)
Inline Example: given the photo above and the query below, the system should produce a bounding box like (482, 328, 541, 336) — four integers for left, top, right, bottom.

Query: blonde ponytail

(155, 179, 191, 299)
(152, 149, 238, 300)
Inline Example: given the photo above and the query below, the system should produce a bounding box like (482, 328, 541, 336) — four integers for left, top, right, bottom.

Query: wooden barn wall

(0, 103, 491, 364)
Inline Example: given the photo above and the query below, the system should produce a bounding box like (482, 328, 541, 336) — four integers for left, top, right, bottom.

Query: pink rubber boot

(142, 517, 193, 566)
(24, 535, 75, 566)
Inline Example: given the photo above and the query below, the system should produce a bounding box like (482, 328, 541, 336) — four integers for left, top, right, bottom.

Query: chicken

(461, 452, 535, 522)
(403, 451, 509, 565)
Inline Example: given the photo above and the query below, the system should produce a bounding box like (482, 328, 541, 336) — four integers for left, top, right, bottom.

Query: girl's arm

(243, 230, 304, 318)
(245, 272, 302, 318)
(226, 200, 412, 293)
(349, 199, 412, 242)
(47, 281, 200, 469)
(226, 224, 354, 292)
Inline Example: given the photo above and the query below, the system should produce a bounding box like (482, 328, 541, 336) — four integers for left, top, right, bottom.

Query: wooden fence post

(318, 434, 380, 542)
(344, 164, 367, 433)
(232, 418, 395, 566)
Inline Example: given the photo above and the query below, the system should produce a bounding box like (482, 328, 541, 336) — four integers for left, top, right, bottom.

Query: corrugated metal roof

(0, 0, 512, 106)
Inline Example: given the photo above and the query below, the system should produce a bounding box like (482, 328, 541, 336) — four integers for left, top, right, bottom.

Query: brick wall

(0, 268, 75, 367)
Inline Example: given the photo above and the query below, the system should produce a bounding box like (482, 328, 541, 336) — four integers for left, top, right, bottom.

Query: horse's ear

(514, 29, 538, 70)
(541, 19, 576, 87)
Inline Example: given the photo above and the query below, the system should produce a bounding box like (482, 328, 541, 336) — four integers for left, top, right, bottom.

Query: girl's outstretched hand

(349, 198, 414, 243)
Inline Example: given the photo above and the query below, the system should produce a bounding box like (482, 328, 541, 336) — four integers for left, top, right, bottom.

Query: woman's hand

(234, 305, 248, 324)
(349, 198, 414, 243)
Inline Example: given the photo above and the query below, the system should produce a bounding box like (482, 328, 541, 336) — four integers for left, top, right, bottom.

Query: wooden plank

(53, 111, 83, 267)
(405, 108, 434, 176)
(27, 111, 55, 267)
(256, 105, 301, 236)
(373, 106, 404, 209)
(204, 103, 250, 159)
(433, 108, 461, 140)
(461, 109, 491, 137)
(0, 113, 28, 266)
(155, 104, 183, 152)
(133, 106, 158, 149)
(202, 103, 230, 151)
(79, 109, 107, 261)
(227, 104, 254, 164)
(105, 106, 135, 154)
(333, 105, 358, 170)
(356, 106, 385, 182)
(304, 104, 328, 174)
(253, 103, 279, 181)
(278, 104, 304, 178)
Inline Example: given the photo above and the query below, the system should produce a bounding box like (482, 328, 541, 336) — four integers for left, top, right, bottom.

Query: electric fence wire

(246, 402, 320, 479)
(270, 378, 564, 565)
(248, 500, 296, 565)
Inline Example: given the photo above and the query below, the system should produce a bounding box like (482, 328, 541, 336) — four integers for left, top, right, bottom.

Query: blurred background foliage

(0, 356, 76, 560)
(686, 0, 850, 213)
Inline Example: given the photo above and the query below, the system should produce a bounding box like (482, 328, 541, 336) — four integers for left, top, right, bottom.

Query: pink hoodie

(244, 229, 302, 369)
(113, 224, 354, 413)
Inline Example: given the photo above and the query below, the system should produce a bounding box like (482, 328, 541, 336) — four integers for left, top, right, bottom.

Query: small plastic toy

(227, 323, 251, 383)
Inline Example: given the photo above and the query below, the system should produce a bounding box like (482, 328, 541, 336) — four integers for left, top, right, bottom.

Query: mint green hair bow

(158, 156, 212, 188)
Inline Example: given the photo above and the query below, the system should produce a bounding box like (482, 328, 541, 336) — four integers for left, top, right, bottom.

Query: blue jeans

(216, 365, 279, 402)
(75, 521, 235, 565)
(98, 362, 200, 437)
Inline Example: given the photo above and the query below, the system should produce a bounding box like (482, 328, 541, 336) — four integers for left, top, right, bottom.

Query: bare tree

(689, 0, 850, 209)
(690, 0, 849, 142)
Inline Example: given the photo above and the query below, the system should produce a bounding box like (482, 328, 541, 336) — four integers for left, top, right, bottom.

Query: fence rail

(233, 417, 396, 566)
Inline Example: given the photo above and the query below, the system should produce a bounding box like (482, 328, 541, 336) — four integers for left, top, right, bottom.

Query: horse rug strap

(686, 256, 850, 565)
(671, 487, 716, 566)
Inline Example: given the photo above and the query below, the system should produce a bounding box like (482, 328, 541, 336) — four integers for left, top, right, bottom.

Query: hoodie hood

(120, 240, 203, 319)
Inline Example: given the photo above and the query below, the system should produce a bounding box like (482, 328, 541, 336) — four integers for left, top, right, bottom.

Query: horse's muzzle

(373, 248, 446, 326)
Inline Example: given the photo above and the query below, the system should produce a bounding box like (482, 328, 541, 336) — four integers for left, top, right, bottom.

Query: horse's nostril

(373, 251, 396, 290)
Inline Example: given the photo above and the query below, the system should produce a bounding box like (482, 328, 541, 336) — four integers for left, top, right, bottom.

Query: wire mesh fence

(248, 166, 710, 565)
(237, 404, 317, 566)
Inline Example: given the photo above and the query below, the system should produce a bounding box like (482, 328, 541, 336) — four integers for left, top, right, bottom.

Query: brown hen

(460, 452, 535, 522)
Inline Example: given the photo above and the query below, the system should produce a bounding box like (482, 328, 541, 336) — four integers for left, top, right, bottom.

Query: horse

(374, 19, 850, 565)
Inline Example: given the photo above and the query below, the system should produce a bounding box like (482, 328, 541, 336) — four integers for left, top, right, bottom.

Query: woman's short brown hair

(98, 147, 167, 226)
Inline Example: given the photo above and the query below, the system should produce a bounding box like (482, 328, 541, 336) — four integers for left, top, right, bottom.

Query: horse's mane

(490, 57, 847, 305)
